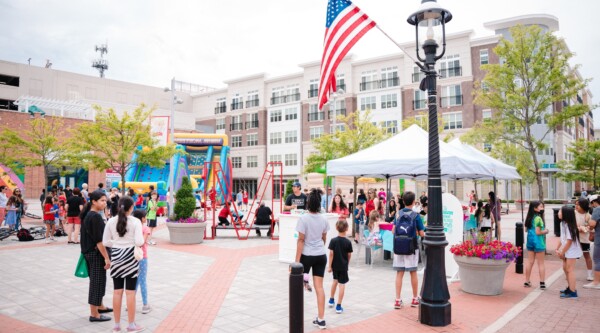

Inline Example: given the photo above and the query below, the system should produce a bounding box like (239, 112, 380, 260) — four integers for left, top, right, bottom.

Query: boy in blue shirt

(353, 201, 365, 244)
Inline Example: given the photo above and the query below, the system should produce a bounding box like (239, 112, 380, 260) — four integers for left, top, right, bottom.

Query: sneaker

(51, 237, 57, 242)
(113, 327, 122, 333)
(150, 240, 156, 245)
(560, 287, 571, 295)
(560, 290, 578, 299)
(141, 305, 152, 314)
(312, 317, 326, 330)
(411, 297, 420, 307)
(126, 324, 145, 333)
(394, 299, 403, 309)
(328, 298, 335, 308)
(583, 283, 600, 289)
(539, 282, 546, 290)
(335, 304, 344, 314)
(45, 239, 50, 244)
(587, 275, 594, 281)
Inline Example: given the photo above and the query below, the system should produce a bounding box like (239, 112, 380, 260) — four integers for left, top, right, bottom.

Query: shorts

(237, 201, 242, 207)
(332, 270, 349, 284)
(113, 276, 138, 291)
(480, 227, 491, 232)
(147, 219, 157, 228)
(393, 250, 419, 272)
(43, 219, 54, 225)
(581, 243, 590, 252)
(67, 216, 81, 225)
(526, 243, 546, 253)
(300, 254, 327, 277)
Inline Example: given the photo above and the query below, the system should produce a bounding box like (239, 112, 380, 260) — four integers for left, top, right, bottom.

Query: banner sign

(151, 116, 169, 146)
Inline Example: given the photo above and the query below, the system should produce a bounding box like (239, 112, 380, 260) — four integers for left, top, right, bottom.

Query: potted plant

(166, 177, 207, 244)
(450, 231, 521, 296)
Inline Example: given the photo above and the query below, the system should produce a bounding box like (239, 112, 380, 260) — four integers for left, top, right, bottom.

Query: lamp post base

(419, 300, 451, 327)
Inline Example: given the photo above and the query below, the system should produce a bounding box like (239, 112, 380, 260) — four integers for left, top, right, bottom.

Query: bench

(210, 223, 277, 237)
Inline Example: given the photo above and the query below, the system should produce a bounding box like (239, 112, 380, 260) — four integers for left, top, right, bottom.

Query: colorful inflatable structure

(0, 163, 25, 193)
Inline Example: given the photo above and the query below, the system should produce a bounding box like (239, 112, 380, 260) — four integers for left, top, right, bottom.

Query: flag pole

(374, 25, 420, 65)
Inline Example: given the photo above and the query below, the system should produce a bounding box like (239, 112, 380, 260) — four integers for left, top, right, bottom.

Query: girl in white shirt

(556, 205, 583, 299)
(102, 196, 144, 333)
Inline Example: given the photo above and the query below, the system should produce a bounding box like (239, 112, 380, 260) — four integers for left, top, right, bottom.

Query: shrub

(174, 177, 196, 219)
(284, 179, 294, 199)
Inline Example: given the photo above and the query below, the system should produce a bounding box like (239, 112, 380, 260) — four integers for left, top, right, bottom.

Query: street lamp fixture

(164, 78, 184, 216)
(407, 0, 452, 327)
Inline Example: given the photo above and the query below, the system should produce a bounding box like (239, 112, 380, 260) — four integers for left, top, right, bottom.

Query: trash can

(553, 208, 561, 237)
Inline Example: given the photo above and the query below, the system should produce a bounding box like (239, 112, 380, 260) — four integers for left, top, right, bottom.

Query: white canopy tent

(448, 139, 521, 180)
(327, 125, 516, 180)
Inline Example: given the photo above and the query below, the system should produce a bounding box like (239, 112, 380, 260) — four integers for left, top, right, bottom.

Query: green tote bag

(74, 253, 89, 278)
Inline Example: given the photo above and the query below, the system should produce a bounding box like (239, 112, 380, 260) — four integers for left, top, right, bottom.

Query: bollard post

(515, 222, 524, 274)
(289, 262, 304, 333)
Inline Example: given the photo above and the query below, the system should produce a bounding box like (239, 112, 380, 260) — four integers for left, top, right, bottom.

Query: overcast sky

(1, 0, 599, 122)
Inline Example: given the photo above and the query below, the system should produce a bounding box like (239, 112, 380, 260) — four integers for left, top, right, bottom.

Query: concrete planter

(166, 221, 207, 244)
(454, 255, 510, 296)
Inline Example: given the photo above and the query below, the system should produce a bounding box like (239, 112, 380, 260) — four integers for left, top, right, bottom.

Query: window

(336, 74, 346, 91)
(415, 115, 426, 127)
(246, 113, 259, 129)
(215, 97, 226, 114)
(271, 85, 300, 105)
(360, 96, 377, 111)
(285, 154, 298, 166)
(247, 156, 258, 168)
(230, 115, 243, 131)
(285, 130, 297, 143)
(443, 112, 463, 130)
(412, 67, 424, 83)
(269, 132, 282, 145)
(381, 120, 398, 134)
(231, 157, 242, 168)
(381, 94, 398, 109)
(480, 49, 489, 65)
(0, 74, 20, 87)
(482, 109, 492, 122)
(484, 143, 492, 152)
(329, 124, 345, 133)
(216, 118, 226, 130)
(246, 90, 259, 108)
(269, 154, 282, 163)
(308, 79, 319, 98)
(381, 66, 399, 87)
(308, 104, 324, 121)
(414, 90, 426, 110)
(440, 54, 461, 78)
(270, 110, 282, 122)
(481, 81, 490, 92)
(360, 70, 378, 91)
(246, 133, 258, 146)
(310, 126, 324, 140)
(441, 85, 462, 107)
(231, 95, 243, 110)
(231, 135, 242, 147)
(285, 108, 298, 121)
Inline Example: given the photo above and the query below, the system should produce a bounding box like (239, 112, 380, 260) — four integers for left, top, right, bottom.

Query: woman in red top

(218, 201, 233, 226)
(365, 189, 380, 225)
(43, 196, 57, 243)
(329, 194, 349, 219)
(242, 189, 249, 211)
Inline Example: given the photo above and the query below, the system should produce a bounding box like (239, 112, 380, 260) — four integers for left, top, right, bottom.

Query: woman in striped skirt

(80, 190, 113, 322)
(103, 196, 145, 333)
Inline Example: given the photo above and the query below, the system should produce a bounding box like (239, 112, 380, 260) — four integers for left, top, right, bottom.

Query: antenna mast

(92, 43, 109, 78)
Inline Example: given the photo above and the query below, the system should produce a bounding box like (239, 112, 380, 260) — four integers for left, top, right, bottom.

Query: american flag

(318, 0, 376, 110)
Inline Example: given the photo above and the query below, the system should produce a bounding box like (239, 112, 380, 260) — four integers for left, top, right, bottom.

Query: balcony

(380, 77, 399, 88)
(308, 88, 318, 98)
(579, 117, 585, 127)
(270, 93, 301, 105)
(440, 95, 463, 108)
(214, 105, 226, 114)
(245, 120, 259, 129)
(359, 80, 378, 91)
(440, 67, 462, 78)
(412, 72, 425, 83)
(413, 99, 427, 110)
(231, 102, 244, 111)
(328, 108, 346, 120)
(229, 122, 243, 131)
(245, 99, 259, 108)
(308, 111, 324, 122)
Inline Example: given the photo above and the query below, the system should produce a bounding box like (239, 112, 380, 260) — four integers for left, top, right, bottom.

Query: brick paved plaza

(0, 201, 598, 332)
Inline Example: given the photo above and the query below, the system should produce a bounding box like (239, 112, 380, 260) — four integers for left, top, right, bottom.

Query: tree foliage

(174, 177, 196, 219)
(556, 139, 600, 189)
(69, 105, 179, 194)
(304, 110, 389, 174)
(463, 25, 590, 201)
(0, 116, 72, 187)
(401, 112, 454, 142)
(284, 179, 294, 199)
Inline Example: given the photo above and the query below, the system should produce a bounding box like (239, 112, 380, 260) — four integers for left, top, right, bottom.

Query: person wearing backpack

(392, 191, 425, 310)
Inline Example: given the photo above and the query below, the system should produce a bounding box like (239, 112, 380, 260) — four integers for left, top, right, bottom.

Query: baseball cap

(589, 194, 600, 204)
(292, 181, 301, 188)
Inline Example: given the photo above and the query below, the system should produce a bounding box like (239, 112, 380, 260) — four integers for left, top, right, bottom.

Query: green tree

(174, 177, 196, 219)
(557, 139, 600, 189)
(401, 112, 454, 142)
(284, 179, 294, 199)
(70, 105, 179, 195)
(463, 25, 590, 201)
(0, 116, 72, 188)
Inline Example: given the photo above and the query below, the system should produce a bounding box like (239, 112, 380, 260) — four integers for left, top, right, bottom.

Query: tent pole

(493, 177, 498, 239)
(385, 176, 390, 217)
(520, 179, 524, 222)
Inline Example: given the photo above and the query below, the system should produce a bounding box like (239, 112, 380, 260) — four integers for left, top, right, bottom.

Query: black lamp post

(407, 0, 452, 327)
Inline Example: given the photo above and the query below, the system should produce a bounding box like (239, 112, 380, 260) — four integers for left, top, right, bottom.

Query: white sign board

(442, 193, 464, 278)
(151, 116, 169, 146)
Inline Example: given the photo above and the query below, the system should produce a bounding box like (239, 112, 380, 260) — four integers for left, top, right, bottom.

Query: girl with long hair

(295, 188, 330, 329)
(79, 190, 112, 323)
(479, 203, 495, 234)
(102, 196, 145, 332)
(386, 199, 397, 222)
(4, 196, 18, 231)
(329, 194, 349, 219)
(557, 205, 583, 299)
(488, 191, 502, 240)
(132, 209, 152, 314)
(43, 196, 57, 243)
(524, 201, 548, 289)
(575, 198, 594, 281)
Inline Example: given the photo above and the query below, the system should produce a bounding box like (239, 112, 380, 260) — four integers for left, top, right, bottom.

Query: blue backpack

(394, 210, 417, 255)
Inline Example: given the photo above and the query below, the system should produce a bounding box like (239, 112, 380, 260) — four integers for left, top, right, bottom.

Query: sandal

(304, 281, 313, 292)
(540, 282, 546, 290)
(524, 282, 531, 288)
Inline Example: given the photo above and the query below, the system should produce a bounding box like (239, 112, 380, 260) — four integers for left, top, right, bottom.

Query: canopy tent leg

(493, 177, 498, 239)
(520, 179, 524, 222)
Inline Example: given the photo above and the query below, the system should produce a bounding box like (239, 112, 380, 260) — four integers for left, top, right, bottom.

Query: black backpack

(17, 229, 34, 242)
(393, 210, 418, 255)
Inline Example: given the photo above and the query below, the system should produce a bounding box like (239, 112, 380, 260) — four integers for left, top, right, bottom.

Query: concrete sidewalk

(0, 203, 598, 332)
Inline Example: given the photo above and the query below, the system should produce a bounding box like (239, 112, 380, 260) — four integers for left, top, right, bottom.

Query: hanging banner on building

(150, 116, 170, 146)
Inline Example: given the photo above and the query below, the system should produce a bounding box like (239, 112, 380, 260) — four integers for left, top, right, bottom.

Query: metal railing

(440, 67, 462, 78)
(245, 120, 259, 129)
(413, 99, 427, 110)
(328, 108, 346, 119)
(308, 89, 318, 98)
(231, 102, 244, 111)
(440, 95, 463, 108)
(412, 72, 425, 83)
(245, 99, 259, 108)
(214, 105, 226, 114)
(230, 123, 243, 131)
(270, 93, 301, 105)
(308, 112, 324, 122)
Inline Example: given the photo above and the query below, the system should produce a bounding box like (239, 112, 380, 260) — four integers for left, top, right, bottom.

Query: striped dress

(102, 215, 144, 279)
(110, 247, 139, 278)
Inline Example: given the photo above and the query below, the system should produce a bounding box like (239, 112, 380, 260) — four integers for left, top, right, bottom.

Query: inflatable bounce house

(113, 133, 232, 204)
(0, 163, 25, 195)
